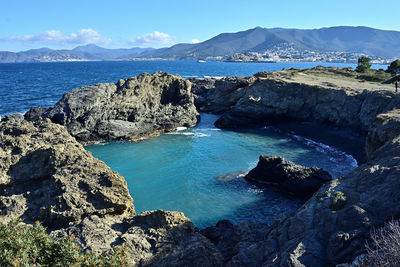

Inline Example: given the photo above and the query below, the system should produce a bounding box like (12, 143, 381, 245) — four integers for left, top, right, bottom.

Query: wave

(166, 132, 210, 137)
(289, 133, 358, 168)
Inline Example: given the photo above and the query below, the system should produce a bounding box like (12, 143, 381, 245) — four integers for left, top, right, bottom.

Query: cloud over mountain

(129, 31, 174, 47)
(0, 29, 111, 46)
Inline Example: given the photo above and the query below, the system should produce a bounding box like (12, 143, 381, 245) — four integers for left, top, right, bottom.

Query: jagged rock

(24, 107, 47, 121)
(1, 113, 24, 123)
(43, 72, 199, 143)
(190, 76, 255, 113)
(245, 155, 332, 198)
(0, 118, 135, 228)
(201, 220, 268, 266)
(52, 210, 224, 266)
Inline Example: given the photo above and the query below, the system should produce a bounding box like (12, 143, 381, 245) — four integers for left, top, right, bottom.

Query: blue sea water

(0, 61, 361, 228)
(86, 114, 357, 228)
(0, 60, 367, 116)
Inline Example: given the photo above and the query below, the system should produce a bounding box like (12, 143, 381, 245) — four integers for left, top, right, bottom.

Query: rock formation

(43, 71, 199, 143)
(0, 118, 134, 228)
(245, 155, 332, 198)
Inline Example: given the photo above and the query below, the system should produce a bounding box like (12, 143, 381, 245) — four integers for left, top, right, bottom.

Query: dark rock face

(190, 76, 256, 113)
(201, 220, 269, 266)
(43, 71, 199, 143)
(24, 107, 47, 121)
(245, 155, 332, 198)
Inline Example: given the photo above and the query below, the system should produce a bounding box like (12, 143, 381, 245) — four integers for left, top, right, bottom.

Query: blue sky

(1, 0, 400, 51)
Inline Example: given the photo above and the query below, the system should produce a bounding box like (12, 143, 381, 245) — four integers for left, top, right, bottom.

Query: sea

(0, 60, 373, 228)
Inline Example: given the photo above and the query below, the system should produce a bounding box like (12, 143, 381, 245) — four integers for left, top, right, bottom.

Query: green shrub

(330, 191, 346, 211)
(387, 59, 400, 74)
(356, 56, 372, 73)
(0, 220, 127, 267)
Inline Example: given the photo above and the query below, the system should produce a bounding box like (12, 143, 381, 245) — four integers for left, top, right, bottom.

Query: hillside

(1, 26, 399, 62)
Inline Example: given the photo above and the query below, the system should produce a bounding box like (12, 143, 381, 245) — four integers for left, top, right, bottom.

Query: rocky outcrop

(0, 118, 134, 228)
(206, 68, 400, 134)
(53, 210, 224, 266)
(245, 155, 332, 198)
(43, 71, 199, 143)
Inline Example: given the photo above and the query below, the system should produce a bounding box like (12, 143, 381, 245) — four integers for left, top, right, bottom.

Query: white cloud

(190, 39, 201, 44)
(0, 29, 111, 46)
(129, 31, 174, 47)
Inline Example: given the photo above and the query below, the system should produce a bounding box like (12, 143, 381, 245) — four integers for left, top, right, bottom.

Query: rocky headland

(1, 67, 400, 266)
(35, 71, 199, 144)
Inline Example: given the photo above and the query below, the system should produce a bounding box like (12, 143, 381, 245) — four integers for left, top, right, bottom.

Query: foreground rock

(53, 210, 223, 266)
(43, 71, 199, 143)
(201, 220, 269, 266)
(245, 155, 332, 198)
(0, 118, 134, 228)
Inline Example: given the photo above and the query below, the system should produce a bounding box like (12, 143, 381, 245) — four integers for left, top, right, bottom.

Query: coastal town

(218, 43, 391, 64)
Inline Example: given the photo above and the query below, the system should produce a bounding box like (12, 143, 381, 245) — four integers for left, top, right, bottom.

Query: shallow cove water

(87, 113, 357, 228)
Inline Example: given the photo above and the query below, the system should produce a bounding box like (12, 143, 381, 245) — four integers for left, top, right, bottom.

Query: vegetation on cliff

(0, 220, 127, 266)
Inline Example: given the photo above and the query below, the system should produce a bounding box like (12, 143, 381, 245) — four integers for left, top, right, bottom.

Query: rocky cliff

(40, 71, 199, 143)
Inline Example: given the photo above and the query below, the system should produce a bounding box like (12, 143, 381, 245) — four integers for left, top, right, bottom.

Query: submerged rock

(43, 71, 199, 143)
(245, 155, 332, 198)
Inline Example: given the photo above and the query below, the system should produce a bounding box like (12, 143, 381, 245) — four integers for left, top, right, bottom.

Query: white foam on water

(290, 134, 358, 168)
(166, 132, 210, 137)
(176, 126, 187, 131)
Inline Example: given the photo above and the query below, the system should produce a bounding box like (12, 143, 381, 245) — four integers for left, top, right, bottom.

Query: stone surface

(43, 71, 199, 143)
(190, 76, 256, 113)
(245, 155, 332, 198)
(0, 118, 135, 229)
(24, 107, 47, 121)
(53, 210, 224, 266)
(201, 220, 269, 266)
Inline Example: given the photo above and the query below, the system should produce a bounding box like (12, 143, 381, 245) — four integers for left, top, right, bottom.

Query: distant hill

(141, 26, 400, 59)
(0, 26, 399, 62)
(0, 45, 154, 63)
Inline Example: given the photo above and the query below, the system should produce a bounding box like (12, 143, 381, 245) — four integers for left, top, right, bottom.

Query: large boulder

(245, 155, 332, 198)
(0, 118, 135, 229)
(43, 71, 199, 143)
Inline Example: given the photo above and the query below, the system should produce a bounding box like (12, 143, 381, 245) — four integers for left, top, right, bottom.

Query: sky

(1, 0, 400, 52)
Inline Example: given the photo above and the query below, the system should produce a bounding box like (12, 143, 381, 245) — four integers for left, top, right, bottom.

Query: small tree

(387, 59, 400, 74)
(356, 56, 372, 72)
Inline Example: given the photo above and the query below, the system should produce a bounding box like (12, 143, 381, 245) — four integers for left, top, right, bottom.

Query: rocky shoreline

(1, 67, 400, 266)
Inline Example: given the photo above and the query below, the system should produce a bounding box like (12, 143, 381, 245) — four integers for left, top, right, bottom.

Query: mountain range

(1, 26, 399, 63)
